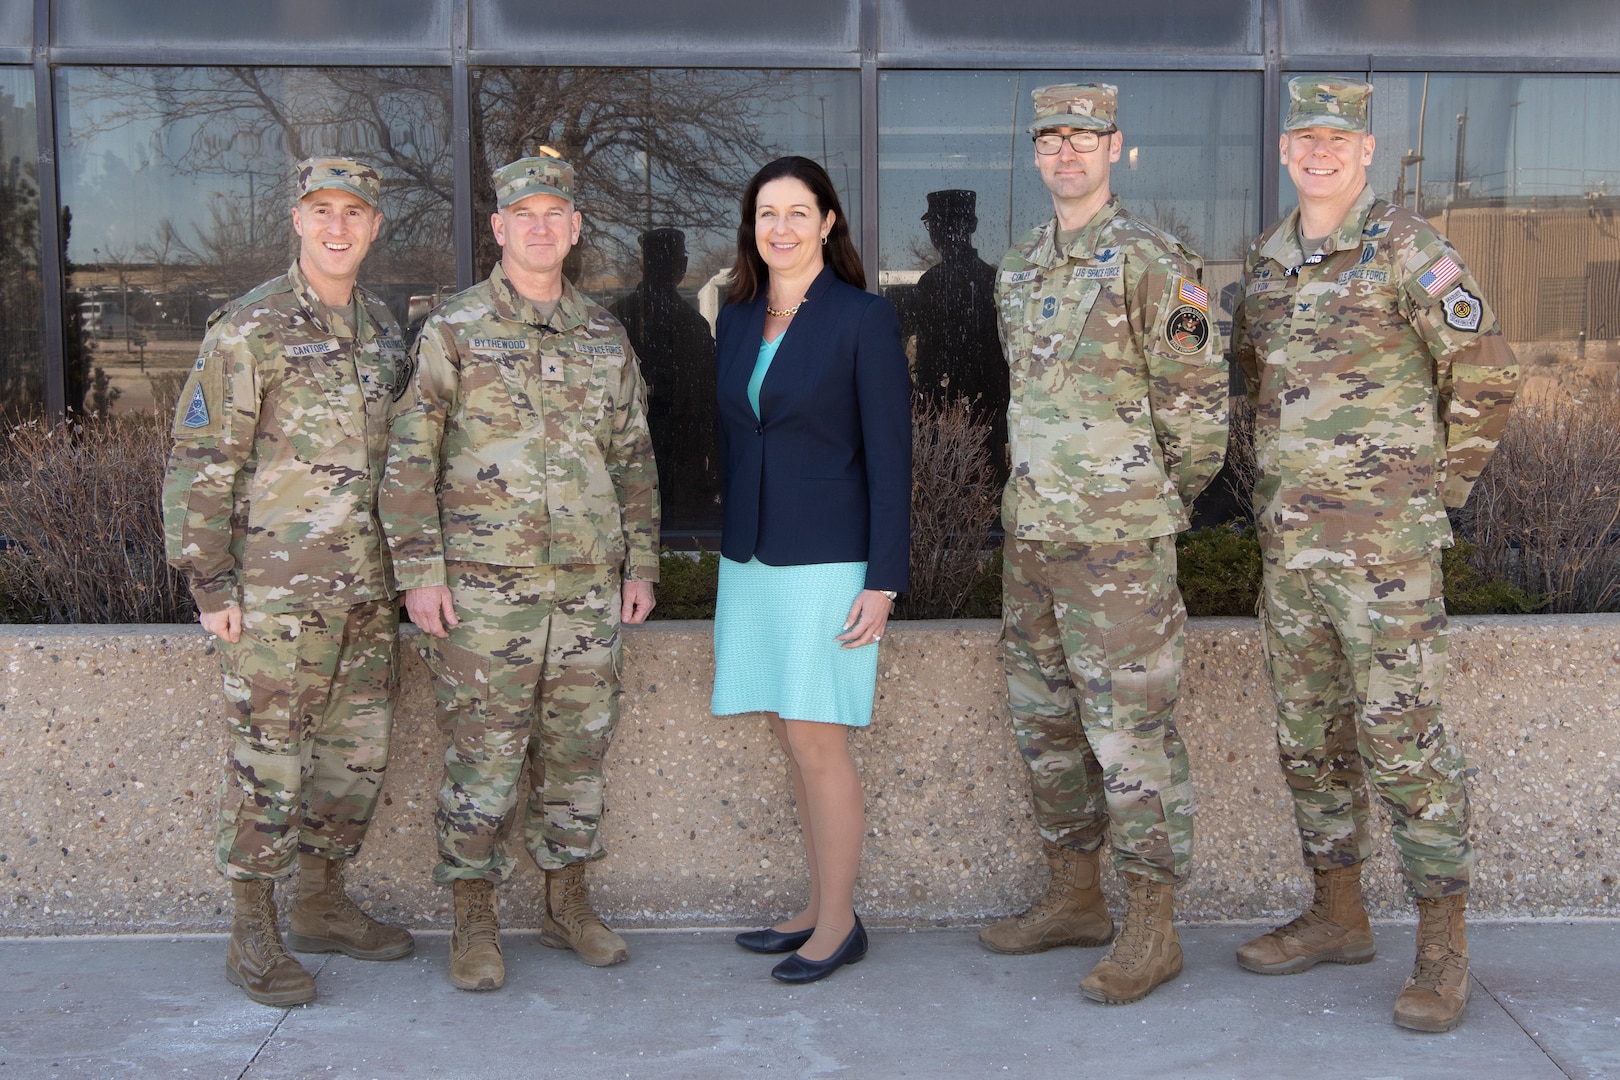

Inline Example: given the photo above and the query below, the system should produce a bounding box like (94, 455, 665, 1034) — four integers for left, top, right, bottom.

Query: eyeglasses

(1033, 129, 1116, 155)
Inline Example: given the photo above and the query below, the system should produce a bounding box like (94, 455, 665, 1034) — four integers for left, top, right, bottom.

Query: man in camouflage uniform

(981, 84, 1228, 1005)
(163, 157, 416, 1007)
(380, 156, 658, 991)
(1228, 77, 1518, 1033)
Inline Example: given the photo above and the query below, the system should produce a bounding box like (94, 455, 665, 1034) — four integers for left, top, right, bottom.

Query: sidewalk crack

(1471, 971, 1583, 1080)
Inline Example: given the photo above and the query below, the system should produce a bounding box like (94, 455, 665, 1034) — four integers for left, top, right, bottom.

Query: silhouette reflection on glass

(900, 190, 1009, 473)
(612, 227, 720, 533)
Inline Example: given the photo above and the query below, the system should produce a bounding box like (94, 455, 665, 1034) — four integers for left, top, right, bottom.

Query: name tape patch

(285, 340, 339, 357)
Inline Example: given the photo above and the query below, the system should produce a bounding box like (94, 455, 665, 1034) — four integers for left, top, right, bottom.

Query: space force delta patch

(181, 384, 210, 428)
(1442, 285, 1483, 332)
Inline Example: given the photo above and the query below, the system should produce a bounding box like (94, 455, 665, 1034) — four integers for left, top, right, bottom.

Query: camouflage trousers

(1260, 552, 1473, 897)
(422, 561, 622, 883)
(213, 599, 400, 880)
(1002, 536, 1194, 885)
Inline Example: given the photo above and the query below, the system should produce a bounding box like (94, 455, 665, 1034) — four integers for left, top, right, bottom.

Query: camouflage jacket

(380, 263, 659, 589)
(162, 260, 410, 614)
(997, 196, 1229, 543)
(1230, 185, 1519, 568)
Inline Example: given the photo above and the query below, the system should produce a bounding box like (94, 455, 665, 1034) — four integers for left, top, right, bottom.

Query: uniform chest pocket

(275, 359, 363, 460)
(456, 353, 538, 438)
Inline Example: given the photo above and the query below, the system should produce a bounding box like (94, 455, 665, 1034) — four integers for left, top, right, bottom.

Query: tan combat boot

(1393, 893, 1470, 1032)
(979, 840, 1115, 954)
(286, 852, 415, 961)
(541, 862, 629, 967)
(1236, 863, 1376, 975)
(449, 878, 504, 991)
(1078, 873, 1182, 1004)
(225, 878, 316, 1007)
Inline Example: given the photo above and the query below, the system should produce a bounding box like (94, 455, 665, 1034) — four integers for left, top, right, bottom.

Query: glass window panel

(0, 66, 42, 418)
(471, 67, 860, 538)
(880, 69, 1262, 414)
(0, 5, 30, 48)
(883, 0, 1260, 57)
(1277, 73, 1620, 346)
(475, 0, 857, 57)
(1285, 0, 1620, 60)
(53, 1, 448, 50)
(55, 66, 454, 416)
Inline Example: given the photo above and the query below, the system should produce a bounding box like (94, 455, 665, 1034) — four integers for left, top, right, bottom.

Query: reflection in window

(0, 68, 41, 418)
(1366, 74, 1620, 348)
(55, 66, 453, 416)
(472, 67, 859, 537)
(879, 70, 1262, 445)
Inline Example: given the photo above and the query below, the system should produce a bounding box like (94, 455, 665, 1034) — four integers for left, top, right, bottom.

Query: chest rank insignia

(1040, 295, 1058, 319)
(542, 358, 565, 382)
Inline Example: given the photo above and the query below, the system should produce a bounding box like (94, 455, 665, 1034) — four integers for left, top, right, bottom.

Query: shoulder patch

(1442, 286, 1483, 332)
(1415, 255, 1462, 296)
(1177, 278, 1209, 312)
(181, 384, 210, 428)
(1165, 305, 1210, 356)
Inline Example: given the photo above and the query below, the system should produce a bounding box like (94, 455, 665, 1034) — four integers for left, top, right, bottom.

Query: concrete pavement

(1, 922, 1615, 1079)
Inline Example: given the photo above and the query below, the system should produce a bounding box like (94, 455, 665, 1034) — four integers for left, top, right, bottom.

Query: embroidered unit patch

(1165, 305, 1210, 355)
(1442, 285, 1483, 332)
(182, 384, 210, 428)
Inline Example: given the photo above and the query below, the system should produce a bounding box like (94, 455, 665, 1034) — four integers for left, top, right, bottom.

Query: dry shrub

(899, 395, 999, 619)
(149, 369, 191, 416)
(1464, 380, 1620, 613)
(0, 411, 192, 623)
(1221, 392, 1260, 522)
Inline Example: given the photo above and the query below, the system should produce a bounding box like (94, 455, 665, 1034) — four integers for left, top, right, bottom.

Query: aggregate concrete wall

(2, 617, 1616, 937)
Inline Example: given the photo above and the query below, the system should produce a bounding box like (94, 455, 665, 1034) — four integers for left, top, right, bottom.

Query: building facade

(2, 1, 1618, 537)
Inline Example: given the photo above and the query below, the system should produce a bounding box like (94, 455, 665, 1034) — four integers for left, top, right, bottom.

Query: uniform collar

(287, 259, 361, 340)
(1258, 184, 1379, 268)
(1030, 195, 1122, 268)
(489, 262, 589, 331)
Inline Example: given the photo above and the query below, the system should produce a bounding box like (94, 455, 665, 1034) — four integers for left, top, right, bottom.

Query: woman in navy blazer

(711, 157, 911, 985)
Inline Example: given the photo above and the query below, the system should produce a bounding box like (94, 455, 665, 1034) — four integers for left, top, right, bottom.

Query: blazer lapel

(756, 266, 837, 422)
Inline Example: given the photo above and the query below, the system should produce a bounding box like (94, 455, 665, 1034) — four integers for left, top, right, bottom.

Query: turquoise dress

(710, 334, 879, 727)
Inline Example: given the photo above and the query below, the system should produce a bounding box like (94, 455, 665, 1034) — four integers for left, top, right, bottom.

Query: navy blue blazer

(715, 266, 912, 592)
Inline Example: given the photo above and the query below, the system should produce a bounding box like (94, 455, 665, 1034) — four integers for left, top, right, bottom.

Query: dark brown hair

(727, 156, 865, 304)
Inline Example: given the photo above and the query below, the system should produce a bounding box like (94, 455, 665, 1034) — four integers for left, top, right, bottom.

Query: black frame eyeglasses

(1033, 128, 1116, 155)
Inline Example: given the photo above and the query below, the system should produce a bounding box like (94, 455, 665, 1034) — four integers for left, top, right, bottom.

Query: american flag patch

(1178, 279, 1209, 311)
(1417, 256, 1461, 294)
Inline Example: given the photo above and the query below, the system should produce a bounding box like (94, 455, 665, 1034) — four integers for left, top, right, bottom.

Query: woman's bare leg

(781, 718, 864, 960)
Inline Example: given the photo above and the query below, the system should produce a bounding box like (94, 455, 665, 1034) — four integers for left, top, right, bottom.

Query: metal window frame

(18, 0, 1620, 418)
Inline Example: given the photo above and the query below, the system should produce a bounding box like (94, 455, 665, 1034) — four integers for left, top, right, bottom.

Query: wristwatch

(880, 590, 898, 602)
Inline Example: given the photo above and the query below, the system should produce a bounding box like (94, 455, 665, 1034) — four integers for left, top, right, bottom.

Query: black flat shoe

(735, 926, 815, 954)
(770, 917, 868, 984)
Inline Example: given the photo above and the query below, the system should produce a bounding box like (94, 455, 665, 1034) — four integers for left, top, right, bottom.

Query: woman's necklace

(766, 296, 806, 318)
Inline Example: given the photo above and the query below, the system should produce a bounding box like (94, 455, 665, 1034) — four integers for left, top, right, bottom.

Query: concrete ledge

(2, 617, 1616, 936)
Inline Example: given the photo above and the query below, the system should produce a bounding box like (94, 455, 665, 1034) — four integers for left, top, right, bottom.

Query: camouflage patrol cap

(295, 156, 382, 207)
(1285, 76, 1373, 133)
(1028, 83, 1118, 133)
(493, 155, 576, 209)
